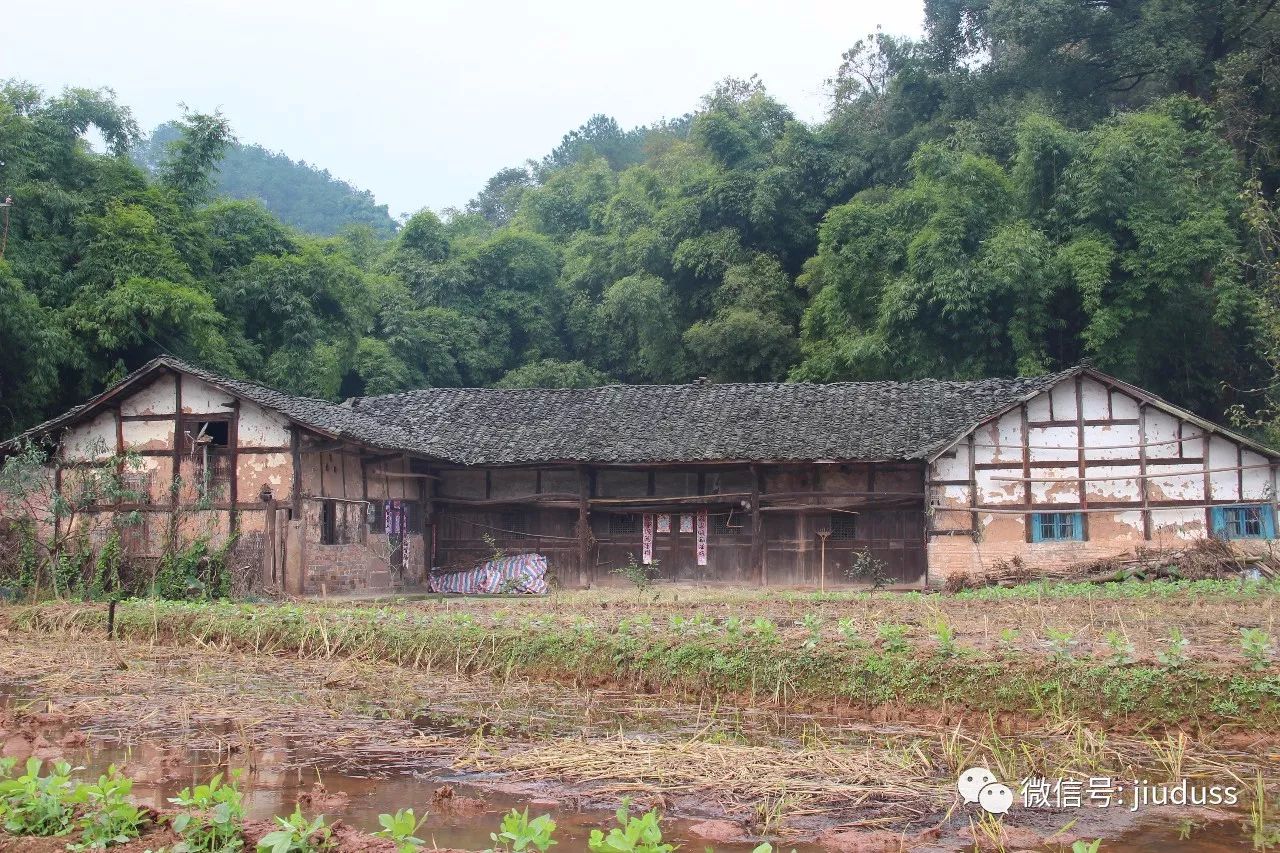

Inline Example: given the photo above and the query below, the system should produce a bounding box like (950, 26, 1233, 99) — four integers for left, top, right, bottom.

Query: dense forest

(132, 123, 397, 237)
(3, 0, 1280, 442)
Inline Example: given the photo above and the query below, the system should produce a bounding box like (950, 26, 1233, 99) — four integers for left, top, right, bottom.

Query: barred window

(498, 511, 528, 534)
(828, 515, 857, 541)
(320, 500, 338, 545)
(608, 513, 638, 535)
(710, 512, 743, 535)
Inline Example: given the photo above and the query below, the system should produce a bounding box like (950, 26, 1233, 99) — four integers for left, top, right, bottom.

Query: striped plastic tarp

(429, 553, 549, 595)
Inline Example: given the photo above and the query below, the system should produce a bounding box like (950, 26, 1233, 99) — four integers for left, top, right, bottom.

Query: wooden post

(289, 428, 303, 594)
(1075, 375, 1089, 540)
(968, 433, 979, 542)
(577, 465, 591, 588)
(750, 464, 764, 585)
(228, 399, 240, 536)
(1138, 403, 1151, 540)
(1203, 432, 1214, 533)
(1020, 405, 1032, 542)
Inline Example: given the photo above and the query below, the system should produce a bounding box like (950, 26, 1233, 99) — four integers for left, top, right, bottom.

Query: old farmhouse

(2, 356, 1277, 594)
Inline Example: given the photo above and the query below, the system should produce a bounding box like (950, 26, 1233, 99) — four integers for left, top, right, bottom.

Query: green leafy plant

(613, 554, 662, 592)
(876, 622, 910, 654)
(0, 757, 80, 837)
(750, 617, 779, 645)
(1103, 629, 1135, 665)
(1240, 627, 1275, 671)
(1156, 627, 1190, 669)
(167, 772, 245, 852)
(929, 616, 957, 656)
(845, 550, 891, 592)
(256, 804, 332, 852)
(70, 765, 149, 850)
(836, 617, 865, 649)
(489, 807, 557, 852)
(800, 613, 823, 650)
(1044, 627, 1077, 662)
(374, 808, 428, 852)
(1071, 841, 1102, 853)
(587, 801, 673, 853)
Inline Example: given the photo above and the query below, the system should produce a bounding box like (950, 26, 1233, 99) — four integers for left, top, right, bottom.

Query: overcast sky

(5, 0, 923, 218)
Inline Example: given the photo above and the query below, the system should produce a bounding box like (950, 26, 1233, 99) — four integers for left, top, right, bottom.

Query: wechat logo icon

(958, 767, 1014, 815)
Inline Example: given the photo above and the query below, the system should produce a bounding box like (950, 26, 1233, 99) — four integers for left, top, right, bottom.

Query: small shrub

(489, 807, 557, 853)
(612, 555, 661, 592)
(845, 550, 891, 591)
(374, 808, 427, 852)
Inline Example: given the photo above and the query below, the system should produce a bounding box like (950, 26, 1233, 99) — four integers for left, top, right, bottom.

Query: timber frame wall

(428, 460, 928, 587)
(926, 372, 1280, 581)
(24, 365, 1279, 592)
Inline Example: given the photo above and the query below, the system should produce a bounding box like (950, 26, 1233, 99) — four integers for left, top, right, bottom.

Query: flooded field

(2, 599, 1277, 852)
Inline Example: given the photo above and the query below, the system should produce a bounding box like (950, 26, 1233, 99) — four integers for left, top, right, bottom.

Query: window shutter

(1263, 505, 1277, 540)
(1072, 512, 1084, 541)
(1210, 507, 1227, 538)
(1030, 513, 1043, 543)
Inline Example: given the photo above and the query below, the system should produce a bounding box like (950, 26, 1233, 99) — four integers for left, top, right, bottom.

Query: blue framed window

(1031, 512, 1084, 542)
(1211, 505, 1276, 540)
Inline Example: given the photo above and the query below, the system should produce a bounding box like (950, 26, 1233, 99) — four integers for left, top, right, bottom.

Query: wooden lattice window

(828, 515, 858, 541)
(608, 513, 638, 535)
(710, 512, 743, 535)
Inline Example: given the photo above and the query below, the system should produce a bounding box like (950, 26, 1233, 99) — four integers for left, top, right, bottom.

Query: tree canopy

(3, 1, 1280, 440)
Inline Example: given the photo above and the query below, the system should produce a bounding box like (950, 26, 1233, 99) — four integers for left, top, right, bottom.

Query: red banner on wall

(696, 508, 708, 566)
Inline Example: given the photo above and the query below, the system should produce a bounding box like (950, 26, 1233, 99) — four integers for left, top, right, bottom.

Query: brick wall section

(302, 533, 426, 594)
(305, 542, 392, 594)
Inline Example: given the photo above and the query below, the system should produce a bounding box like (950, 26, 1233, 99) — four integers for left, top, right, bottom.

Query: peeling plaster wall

(61, 410, 116, 461)
(120, 374, 176, 416)
(927, 375, 1279, 582)
(180, 376, 234, 415)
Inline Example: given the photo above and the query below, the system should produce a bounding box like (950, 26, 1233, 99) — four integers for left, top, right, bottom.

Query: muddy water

(14, 721, 1269, 852)
(2, 693, 791, 852)
(1, 678, 1272, 851)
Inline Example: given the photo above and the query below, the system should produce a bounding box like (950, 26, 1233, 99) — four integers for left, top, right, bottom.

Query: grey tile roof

(348, 372, 1076, 464)
(4, 355, 1080, 464)
(2, 356, 406, 453)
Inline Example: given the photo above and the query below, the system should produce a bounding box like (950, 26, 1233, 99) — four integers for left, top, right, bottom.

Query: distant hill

(134, 124, 397, 237)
